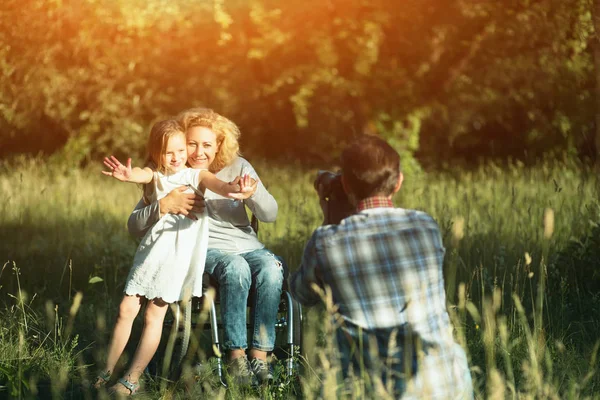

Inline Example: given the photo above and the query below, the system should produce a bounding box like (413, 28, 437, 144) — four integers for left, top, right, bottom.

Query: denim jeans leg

(205, 249, 251, 350)
(242, 248, 284, 352)
(336, 322, 414, 397)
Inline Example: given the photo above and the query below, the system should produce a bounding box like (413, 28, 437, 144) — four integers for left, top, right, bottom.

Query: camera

(314, 170, 355, 225)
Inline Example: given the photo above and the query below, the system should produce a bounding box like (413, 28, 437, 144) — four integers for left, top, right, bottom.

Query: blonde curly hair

(177, 107, 241, 173)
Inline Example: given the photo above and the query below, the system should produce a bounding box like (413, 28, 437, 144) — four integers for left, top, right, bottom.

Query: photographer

(290, 135, 472, 398)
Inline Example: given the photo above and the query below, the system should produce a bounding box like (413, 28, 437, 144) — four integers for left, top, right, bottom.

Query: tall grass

(1, 157, 599, 398)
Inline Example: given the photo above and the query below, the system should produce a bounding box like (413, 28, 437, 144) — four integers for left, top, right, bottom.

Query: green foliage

(0, 156, 138, 298)
(1, 156, 600, 397)
(550, 205, 600, 318)
(0, 263, 83, 398)
(1, 0, 596, 165)
(374, 109, 427, 176)
(425, 0, 596, 162)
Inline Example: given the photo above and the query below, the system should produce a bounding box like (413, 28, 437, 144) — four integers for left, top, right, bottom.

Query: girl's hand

(102, 156, 133, 182)
(227, 174, 258, 200)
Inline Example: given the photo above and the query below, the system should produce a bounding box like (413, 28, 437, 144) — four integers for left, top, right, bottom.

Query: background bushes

(0, 0, 597, 167)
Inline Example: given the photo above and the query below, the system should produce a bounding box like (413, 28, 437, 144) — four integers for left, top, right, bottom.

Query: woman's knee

(254, 256, 285, 288)
(212, 253, 251, 283)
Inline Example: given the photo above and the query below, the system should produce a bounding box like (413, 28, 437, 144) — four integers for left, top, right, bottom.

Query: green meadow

(1, 157, 600, 399)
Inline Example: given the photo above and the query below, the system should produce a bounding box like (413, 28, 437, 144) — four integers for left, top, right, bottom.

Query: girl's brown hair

(146, 119, 186, 174)
(177, 108, 240, 173)
(142, 119, 186, 204)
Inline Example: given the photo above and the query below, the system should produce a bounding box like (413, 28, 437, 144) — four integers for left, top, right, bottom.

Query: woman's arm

(102, 156, 153, 184)
(238, 161, 278, 222)
(127, 187, 206, 237)
(127, 199, 160, 238)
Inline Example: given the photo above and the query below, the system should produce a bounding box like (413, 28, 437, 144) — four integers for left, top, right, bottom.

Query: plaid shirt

(290, 197, 472, 399)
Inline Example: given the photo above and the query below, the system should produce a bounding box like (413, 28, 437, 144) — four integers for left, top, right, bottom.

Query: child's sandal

(91, 370, 111, 389)
(109, 378, 140, 396)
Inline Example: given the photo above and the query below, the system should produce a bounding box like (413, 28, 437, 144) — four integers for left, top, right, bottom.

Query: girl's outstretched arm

(198, 170, 256, 200)
(102, 156, 153, 184)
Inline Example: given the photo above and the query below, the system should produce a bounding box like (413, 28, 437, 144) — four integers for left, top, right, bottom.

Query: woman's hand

(159, 186, 206, 220)
(102, 156, 132, 181)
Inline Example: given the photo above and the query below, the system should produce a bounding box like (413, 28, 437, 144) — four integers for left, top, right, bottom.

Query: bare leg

(98, 295, 144, 382)
(119, 298, 169, 384)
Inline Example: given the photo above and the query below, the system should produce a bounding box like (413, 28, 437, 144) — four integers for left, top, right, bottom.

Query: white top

(124, 168, 208, 303)
(127, 157, 279, 254)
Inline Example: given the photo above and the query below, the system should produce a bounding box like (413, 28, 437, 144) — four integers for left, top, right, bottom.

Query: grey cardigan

(127, 157, 278, 254)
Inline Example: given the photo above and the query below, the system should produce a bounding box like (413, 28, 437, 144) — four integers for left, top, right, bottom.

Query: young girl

(94, 119, 252, 395)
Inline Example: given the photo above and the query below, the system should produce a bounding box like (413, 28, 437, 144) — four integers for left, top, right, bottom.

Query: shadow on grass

(0, 211, 137, 302)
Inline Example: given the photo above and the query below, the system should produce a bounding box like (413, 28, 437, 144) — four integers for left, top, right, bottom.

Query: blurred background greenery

(1, 0, 599, 169)
(3, 1, 600, 398)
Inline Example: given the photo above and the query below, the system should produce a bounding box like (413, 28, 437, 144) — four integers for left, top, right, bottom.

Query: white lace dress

(124, 168, 208, 303)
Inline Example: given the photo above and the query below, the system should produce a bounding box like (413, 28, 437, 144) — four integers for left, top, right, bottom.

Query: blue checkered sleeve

(290, 229, 323, 306)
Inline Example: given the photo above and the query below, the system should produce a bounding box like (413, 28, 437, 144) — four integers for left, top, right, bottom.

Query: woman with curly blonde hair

(127, 107, 283, 386)
(178, 107, 240, 173)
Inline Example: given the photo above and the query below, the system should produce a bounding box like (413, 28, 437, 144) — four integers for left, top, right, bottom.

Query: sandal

(109, 378, 140, 396)
(91, 370, 111, 389)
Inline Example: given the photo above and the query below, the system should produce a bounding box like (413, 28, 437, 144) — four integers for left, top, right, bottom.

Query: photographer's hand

(314, 171, 355, 225)
(315, 181, 330, 226)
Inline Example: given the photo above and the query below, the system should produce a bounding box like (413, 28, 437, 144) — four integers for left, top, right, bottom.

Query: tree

(593, 0, 600, 161)
(0, 0, 595, 165)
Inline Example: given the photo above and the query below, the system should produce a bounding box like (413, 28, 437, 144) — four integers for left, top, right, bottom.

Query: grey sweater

(127, 157, 278, 254)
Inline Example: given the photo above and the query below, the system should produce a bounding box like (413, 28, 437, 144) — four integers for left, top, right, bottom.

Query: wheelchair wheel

(152, 300, 192, 380)
(272, 291, 303, 380)
(291, 296, 303, 354)
(171, 300, 192, 375)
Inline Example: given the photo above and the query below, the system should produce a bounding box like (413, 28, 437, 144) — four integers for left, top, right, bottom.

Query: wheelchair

(165, 276, 303, 386)
(157, 217, 303, 387)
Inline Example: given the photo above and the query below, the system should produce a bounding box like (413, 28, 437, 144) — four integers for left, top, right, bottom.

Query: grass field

(1, 156, 600, 399)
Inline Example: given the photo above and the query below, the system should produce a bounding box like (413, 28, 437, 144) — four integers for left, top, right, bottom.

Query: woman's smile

(187, 126, 218, 170)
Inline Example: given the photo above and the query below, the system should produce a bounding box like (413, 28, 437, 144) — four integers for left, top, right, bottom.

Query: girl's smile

(163, 133, 188, 173)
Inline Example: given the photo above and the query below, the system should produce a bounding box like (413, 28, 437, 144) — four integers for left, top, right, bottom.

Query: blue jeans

(205, 248, 285, 351)
(336, 321, 420, 397)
